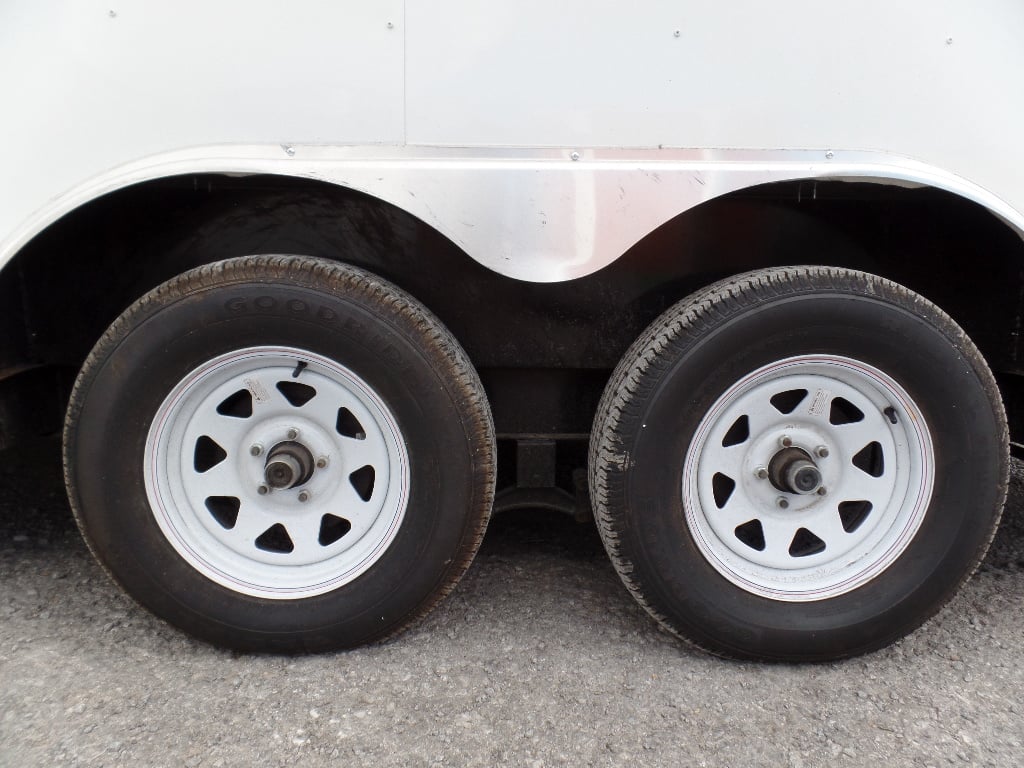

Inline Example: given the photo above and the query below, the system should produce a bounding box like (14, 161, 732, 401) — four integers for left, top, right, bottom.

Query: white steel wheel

(684, 355, 934, 601)
(145, 346, 409, 599)
(590, 266, 1007, 661)
(64, 255, 495, 652)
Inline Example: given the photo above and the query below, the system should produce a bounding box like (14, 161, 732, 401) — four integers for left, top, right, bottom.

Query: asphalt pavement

(1, 436, 1022, 767)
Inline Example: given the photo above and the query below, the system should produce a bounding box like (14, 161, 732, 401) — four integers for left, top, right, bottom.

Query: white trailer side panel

(407, 0, 1024, 204)
(1, 1, 1023, 282)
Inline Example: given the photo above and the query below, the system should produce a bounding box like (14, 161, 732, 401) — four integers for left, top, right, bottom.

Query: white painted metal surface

(1, 1, 1023, 281)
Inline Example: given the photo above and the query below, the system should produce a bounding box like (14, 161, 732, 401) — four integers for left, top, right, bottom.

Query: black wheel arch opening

(3, 173, 1024, 450)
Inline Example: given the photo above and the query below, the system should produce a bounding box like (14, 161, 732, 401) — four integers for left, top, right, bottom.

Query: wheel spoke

(230, 505, 281, 545)
(295, 383, 367, 433)
(758, 516, 801, 563)
(831, 418, 886, 460)
(244, 370, 289, 411)
(281, 512, 332, 560)
(337, 435, 390, 475)
(187, 410, 253, 459)
(705, 442, 747, 480)
(708, 498, 761, 530)
(189, 461, 245, 499)
(834, 467, 892, 508)
(334, 478, 382, 522)
(740, 404, 773, 442)
(803, 504, 848, 548)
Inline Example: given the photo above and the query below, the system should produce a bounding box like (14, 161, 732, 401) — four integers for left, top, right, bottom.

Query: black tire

(63, 255, 495, 652)
(590, 266, 1007, 661)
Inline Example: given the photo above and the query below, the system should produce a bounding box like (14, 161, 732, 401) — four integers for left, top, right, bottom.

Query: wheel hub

(768, 447, 823, 495)
(264, 441, 315, 490)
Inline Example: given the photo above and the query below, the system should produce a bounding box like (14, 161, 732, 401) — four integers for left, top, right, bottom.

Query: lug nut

(815, 446, 829, 458)
(817, 487, 828, 496)
(316, 457, 329, 469)
(286, 428, 299, 440)
(257, 484, 269, 495)
(755, 467, 768, 480)
(780, 435, 793, 448)
(777, 497, 789, 509)
(250, 444, 263, 457)
(298, 491, 310, 503)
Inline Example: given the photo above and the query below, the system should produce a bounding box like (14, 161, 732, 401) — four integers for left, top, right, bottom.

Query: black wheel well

(606, 179, 1024, 375)
(2, 173, 491, 373)
(2, 173, 1024, 443)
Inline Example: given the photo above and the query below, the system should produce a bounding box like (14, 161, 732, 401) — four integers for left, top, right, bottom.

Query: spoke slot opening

(216, 389, 253, 418)
(336, 407, 367, 440)
(711, 472, 736, 508)
(349, 465, 375, 502)
(319, 514, 352, 546)
(255, 523, 295, 554)
(193, 435, 227, 473)
(276, 380, 317, 407)
(838, 500, 873, 533)
(770, 389, 808, 415)
(788, 527, 826, 558)
(829, 397, 864, 425)
(204, 496, 240, 529)
(851, 442, 885, 477)
(721, 415, 749, 447)
(734, 519, 766, 551)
